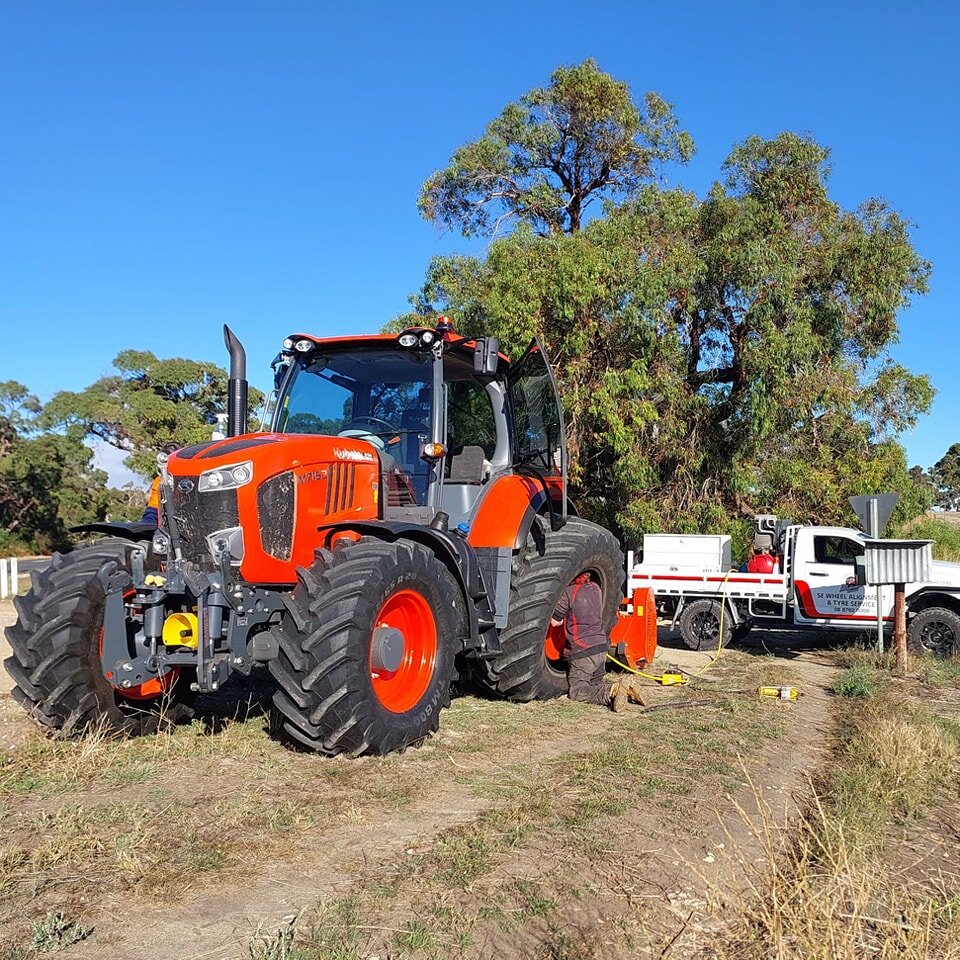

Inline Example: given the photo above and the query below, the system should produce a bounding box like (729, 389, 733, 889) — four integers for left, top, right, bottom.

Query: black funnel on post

(223, 325, 248, 438)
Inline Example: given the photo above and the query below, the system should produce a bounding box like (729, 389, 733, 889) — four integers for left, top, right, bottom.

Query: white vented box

(638, 534, 732, 572)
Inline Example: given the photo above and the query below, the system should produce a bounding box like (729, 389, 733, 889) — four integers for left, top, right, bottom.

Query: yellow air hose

(606, 565, 798, 700)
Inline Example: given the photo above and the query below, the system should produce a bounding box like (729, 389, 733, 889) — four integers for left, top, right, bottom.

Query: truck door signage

(796, 580, 890, 621)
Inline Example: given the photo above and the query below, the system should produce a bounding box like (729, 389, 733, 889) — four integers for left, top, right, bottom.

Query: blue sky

(1, 0, 957, 485)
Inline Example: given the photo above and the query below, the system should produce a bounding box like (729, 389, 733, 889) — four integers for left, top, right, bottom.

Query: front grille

(325, 463, 356, 514)
(171, 478, 239, 563)
(258, 471, 295, 560)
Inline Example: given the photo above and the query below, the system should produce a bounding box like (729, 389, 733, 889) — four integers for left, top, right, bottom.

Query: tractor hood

(164, 432, 381, 582)
(168, 432, 380, 477)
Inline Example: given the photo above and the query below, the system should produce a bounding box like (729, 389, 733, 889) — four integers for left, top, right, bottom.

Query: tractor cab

(269, 320, 567, 532)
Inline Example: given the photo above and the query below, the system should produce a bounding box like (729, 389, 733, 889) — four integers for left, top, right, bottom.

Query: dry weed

(705, 694, 960, 960)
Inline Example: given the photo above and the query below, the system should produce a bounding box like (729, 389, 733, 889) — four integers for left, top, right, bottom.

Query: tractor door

(506, 338, 567, 522)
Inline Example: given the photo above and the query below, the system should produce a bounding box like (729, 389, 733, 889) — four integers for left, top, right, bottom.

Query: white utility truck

(629, 516, 960, 658)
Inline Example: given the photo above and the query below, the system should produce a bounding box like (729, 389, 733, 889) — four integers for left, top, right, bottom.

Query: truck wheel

(908, 606, 960, 659)
(677, 599, 732, 652)
(268, 538, 462, 756)
(473, 517, 623, 702)
(3, 539, 194, 737)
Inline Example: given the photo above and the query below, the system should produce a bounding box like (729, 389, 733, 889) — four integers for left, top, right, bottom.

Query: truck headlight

(198, 460, 254, 493)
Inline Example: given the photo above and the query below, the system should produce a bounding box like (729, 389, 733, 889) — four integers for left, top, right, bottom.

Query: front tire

(908, 606, 960, 659)
(3, 539, 194, 737)
(268, 538, 462, 757)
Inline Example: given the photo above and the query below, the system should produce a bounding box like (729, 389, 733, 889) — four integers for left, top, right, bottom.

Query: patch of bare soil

(0, 604, 34, 756)
(0, 613, 840, 960)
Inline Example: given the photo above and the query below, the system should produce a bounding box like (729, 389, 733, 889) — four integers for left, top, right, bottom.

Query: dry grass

(0, 648, 793, 958)
(832, 645, 960, 690)
(240, 655, 789, 960)
(707, 691, 960, 960)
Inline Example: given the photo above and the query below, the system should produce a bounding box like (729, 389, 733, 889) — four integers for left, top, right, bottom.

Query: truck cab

(789, 525, 887, 627)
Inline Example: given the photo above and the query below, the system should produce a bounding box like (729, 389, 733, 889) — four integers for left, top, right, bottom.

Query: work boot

(610, 680, 628, 713)
(625, 681, 647, 707)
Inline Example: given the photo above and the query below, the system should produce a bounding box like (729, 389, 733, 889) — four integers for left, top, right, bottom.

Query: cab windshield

(274, 349, 434, 503)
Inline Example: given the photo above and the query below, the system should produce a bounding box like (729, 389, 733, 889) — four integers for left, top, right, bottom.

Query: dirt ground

(0, 597, 839, 960)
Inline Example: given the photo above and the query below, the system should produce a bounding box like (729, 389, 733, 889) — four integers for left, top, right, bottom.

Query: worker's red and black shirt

(553, 581, 607, 661)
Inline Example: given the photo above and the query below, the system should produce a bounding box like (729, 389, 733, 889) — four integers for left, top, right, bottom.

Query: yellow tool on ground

(605, 652, 688, 685)
(758, 685, 799, 700)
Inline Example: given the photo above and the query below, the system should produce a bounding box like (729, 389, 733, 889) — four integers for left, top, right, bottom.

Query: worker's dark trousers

(566, 649, 610, 706)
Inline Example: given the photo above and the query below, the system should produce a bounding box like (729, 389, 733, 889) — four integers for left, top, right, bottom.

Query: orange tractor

(5, 320, 656, 755)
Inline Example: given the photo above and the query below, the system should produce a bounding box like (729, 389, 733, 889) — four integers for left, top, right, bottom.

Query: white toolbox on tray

(635, 534, 732, 573)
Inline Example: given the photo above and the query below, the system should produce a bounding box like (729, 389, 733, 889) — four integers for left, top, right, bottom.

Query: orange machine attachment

(610, 587, 658, 669)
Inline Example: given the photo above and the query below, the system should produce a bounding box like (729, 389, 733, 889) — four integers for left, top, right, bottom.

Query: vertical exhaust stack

(223, 325, 248, 438)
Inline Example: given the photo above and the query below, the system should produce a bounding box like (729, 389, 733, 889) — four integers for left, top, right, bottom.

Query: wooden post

(894, 582, 907, 673)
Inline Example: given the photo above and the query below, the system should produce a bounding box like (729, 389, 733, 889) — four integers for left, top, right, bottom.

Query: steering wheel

(340, 416, 398, 435)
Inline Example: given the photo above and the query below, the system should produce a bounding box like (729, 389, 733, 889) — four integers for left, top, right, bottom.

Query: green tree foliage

(930, 443, 960, 510)
(43, 351, 263, 480)
(419, 58, 693, 237)
(406, 64, 933, 541)
(0, 380, 42, 432)
(0, 382, 110, 552)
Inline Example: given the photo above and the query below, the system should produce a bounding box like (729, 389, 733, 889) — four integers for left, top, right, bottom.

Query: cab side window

(813, 536, 864, 565)
(446, 381, 497, 464)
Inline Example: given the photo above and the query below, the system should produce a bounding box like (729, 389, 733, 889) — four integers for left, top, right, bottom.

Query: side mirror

(271, 353, 291, 390)
(474, 337, 500, 376)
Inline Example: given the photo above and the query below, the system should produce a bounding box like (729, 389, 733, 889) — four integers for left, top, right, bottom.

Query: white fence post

(10, 557, 19, 596)
(0, 558, 8, 600)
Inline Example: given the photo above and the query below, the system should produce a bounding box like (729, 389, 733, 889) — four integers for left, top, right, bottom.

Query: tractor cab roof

(282, 324, 512, 373)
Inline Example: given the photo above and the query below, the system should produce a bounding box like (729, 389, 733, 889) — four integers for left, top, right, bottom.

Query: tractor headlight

(198, 460, 254, 493)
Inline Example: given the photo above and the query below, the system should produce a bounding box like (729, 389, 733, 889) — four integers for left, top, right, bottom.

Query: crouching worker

(551, 572, 642, 712)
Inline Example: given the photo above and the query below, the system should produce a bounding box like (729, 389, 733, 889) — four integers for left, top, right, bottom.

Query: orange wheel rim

(99, 591, 181, 702)
(370, 588, 438, 713)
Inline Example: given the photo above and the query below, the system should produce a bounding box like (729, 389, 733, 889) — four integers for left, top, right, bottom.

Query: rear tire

(268, 538, 462, 756)
(908, 606, 960, 660)
(473, 517, 624, 702)
(677, 598, 732, 652)
(3, 539, 194, 737)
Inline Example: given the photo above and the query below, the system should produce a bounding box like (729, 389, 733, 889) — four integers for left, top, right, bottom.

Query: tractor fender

(514, 490, 578, 551)
(70, 522, 157, 541)
(318, 520, 495, 653)
(467, 474, 565, 551)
